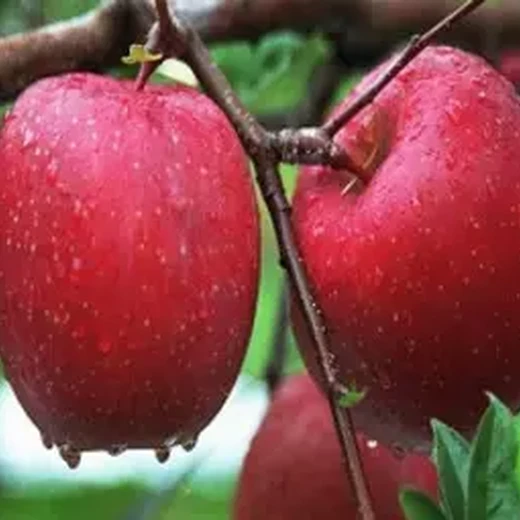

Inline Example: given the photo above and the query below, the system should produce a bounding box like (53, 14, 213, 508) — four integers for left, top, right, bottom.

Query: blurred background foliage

(0, 1, 363, 519)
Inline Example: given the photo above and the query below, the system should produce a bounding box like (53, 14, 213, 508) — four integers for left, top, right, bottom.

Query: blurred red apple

(0, 73, 259, 467)
(292, 45, 520, 450)
(234, 374, 437, 519)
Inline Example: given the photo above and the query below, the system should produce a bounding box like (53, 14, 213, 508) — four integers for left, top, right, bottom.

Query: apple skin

(291, 45, 520, 450)
(0, 73, 259, 461)
(234, 374, 437, 520)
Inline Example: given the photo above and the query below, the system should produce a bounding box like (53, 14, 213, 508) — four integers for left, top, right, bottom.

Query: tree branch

(165, 0, 520, 46)
(251, 155, 376, 519)
(0, 0, 519, 101)
(0, 0, 138, 101)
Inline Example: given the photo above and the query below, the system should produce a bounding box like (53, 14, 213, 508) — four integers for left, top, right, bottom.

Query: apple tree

(0, 1, 519, 519)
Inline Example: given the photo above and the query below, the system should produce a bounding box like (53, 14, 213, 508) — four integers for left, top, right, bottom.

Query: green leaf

(400, 489, 447, 520)
(43, 0, 98, 22)
(211, 32, 330, 115)
(0, 102, 11, 118)
(431, 419, 469, 519)
(466, 394, 520, 520)
(245, 33, 330, 113)
(515, 416, 520, 494)
(337, 383, 366, 408)
(0, 484, 148, 520)
(212, 42, 259, 93)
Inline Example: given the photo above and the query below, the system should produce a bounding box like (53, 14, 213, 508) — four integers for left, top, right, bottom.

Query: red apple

(292, 45, 520, 450)
(0, 73, 259, 467)
(234, 374, 437, 520)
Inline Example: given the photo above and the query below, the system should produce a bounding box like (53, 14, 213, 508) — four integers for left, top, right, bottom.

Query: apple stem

(135, 0, 186, 91)
(134, 61, 157, 91)
(134, 18, 163, 91)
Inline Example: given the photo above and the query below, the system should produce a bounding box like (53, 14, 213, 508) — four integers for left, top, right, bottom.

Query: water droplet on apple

(378, 370, 392, 391)
(22, 129, 35, 148)
(59, 444, 81, 469)
(46, 165, 58, 187)
(181, 435, 199, 452)
(98, 339, 112, 354)
(107, 444, 127, 456)
(71, 257, 83, 271)
(366, 439, 378, 450)
(390, 443, 406, 460)
(41, 432, 53, 449)
(312, 224, 325, 237)
(164, 435, 178, 449)
(155, 446, 171, 463)
(445, 150, 457, 170)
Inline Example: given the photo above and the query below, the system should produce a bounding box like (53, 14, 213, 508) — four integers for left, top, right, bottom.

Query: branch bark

(0, 1, 138, 101)
(0, 0, 519, 100)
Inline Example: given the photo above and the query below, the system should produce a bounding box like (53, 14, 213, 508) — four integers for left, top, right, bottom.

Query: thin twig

(134, 23, 163, 90)
(0, 0, 133, 101)
(252, 156, 376, 520)
(323, 0, 487, 137)
(135, 0, 185, 90)
(1, 0, 518, 99)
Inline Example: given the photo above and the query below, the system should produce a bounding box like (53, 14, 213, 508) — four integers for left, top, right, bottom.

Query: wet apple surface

(234, 374, 438, 520)
(0, 73, 260, 467)
(292, 46, 520, 450)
